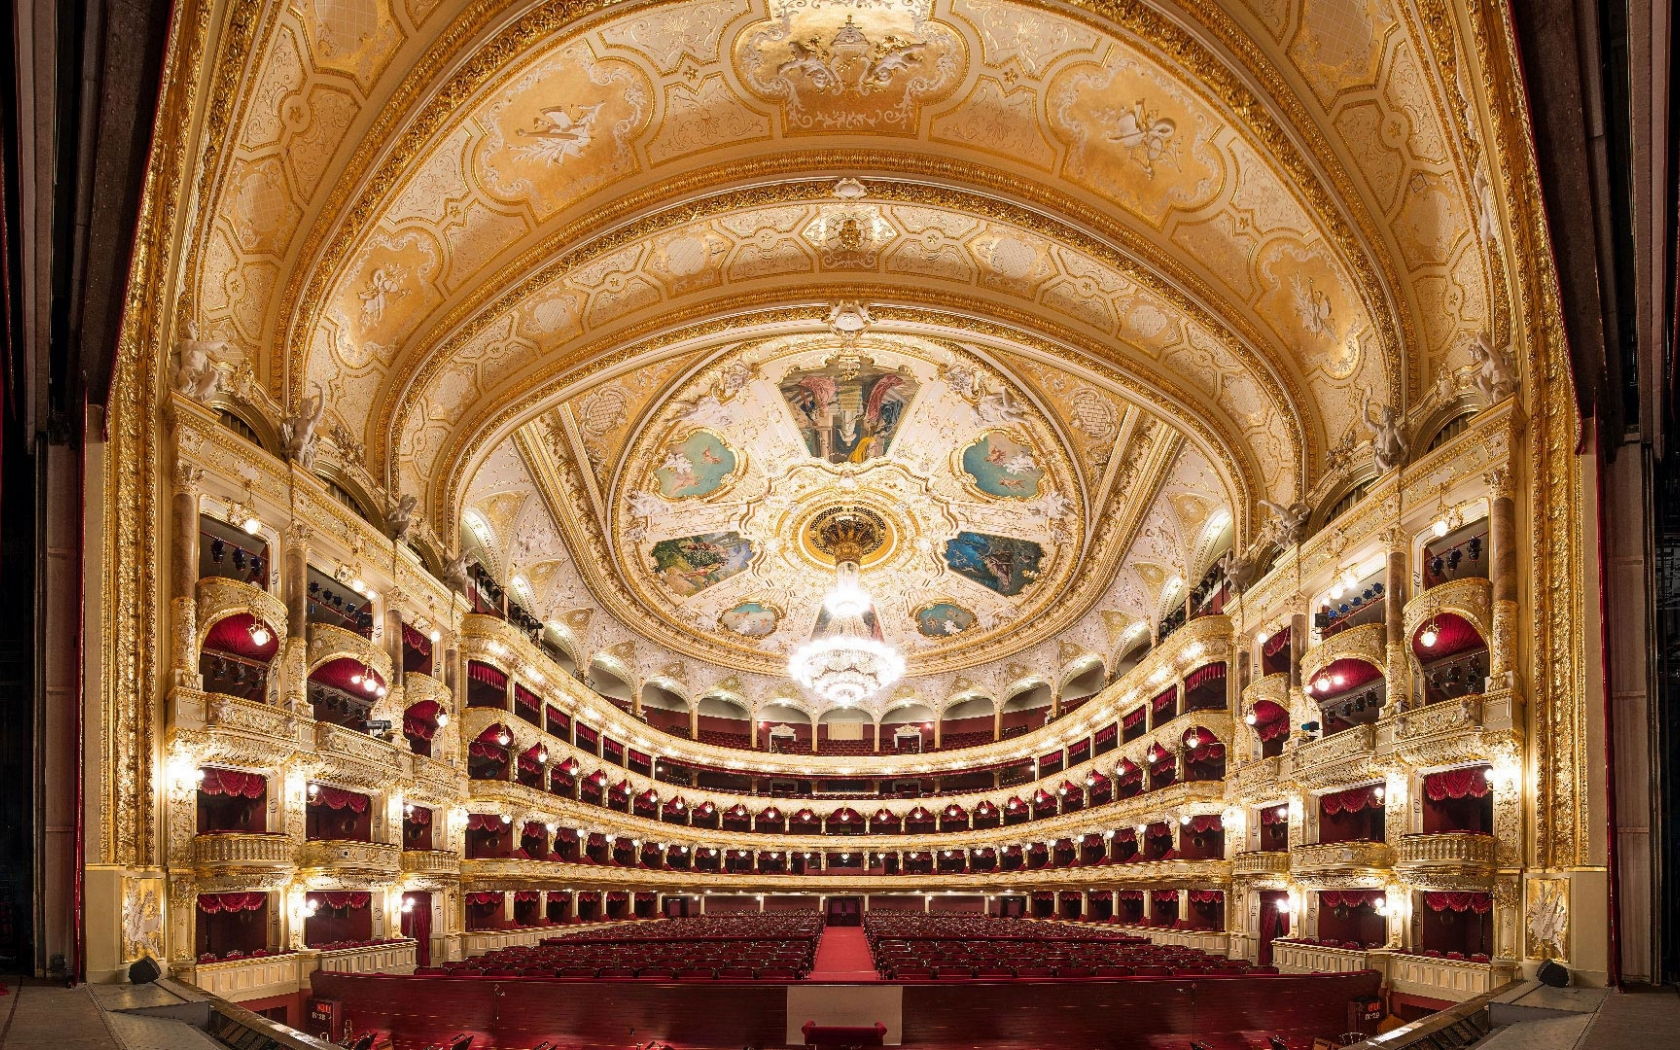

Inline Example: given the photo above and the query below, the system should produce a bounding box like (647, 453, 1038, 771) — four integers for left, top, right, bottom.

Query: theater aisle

(809, 927, 880, 982)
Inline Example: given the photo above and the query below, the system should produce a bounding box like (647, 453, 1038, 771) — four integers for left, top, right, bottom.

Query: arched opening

(1059, 659, 1105, 716)
(696, 694, 754, 750)
(586, 657, 634, 713)
(199, 613, 278, 705)
(938, 695, 995, 750)
(880, 703, 934, 754)
(999, 682, 1052, 738)
(760, 700, 812, 754)
(640, 681, 690, 737)
(817, 706, 873, 755)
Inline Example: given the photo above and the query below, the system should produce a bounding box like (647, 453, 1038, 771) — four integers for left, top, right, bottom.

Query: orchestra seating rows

(864, 914, 1278, 980)
(418, 914, 822, 980)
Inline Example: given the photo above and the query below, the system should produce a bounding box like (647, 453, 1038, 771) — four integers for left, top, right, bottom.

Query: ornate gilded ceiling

(183, 0, 1521, 712)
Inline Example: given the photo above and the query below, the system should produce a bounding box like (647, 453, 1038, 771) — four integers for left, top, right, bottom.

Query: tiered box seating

(696, 730, 756, 751)
(434, 914, 821, 979)
(863, 915, 1258, 979)
(817, 739, 876, 756)
(934, 731, 996, 751)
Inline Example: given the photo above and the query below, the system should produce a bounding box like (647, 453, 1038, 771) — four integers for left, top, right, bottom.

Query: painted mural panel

(652, 429, 738, 498)
(960, 431, 1044, 498)
(943, 531, 1044, 596)
(650, 532, 754, 596)
(719, 600, 781, 639)
(779, 359, 918, 463)
(915, 602, 977, 637)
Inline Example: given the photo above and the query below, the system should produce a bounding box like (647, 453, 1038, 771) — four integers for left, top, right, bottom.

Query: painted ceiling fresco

(180, 0, 1529, 715)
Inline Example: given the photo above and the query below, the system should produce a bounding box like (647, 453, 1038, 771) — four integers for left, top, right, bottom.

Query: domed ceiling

(181, 0, 1527, 713)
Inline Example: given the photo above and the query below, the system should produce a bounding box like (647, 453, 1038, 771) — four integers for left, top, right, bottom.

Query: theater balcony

(1229, 754, 1284, 801)
(1287, 723, 1379, 790)
(1301, 622, 1386, 691)
(196, 576, 288, 654)
(1388, 952, 1508, 1003)
(186, 952, 305, 1002)
(1381, 690, 1523, 769)
(308, 622, 393, 693)
(1231, 850, 1290, 879)
(298, 840, 403, 878)
(1273, 940, 1376, 976)
(192, 832, 296, 876)
(309, 939, 420, 978)
(1394, 833, 1496, 889)
(1289, 840, 1395, 882)
(400, 850, 462, 877)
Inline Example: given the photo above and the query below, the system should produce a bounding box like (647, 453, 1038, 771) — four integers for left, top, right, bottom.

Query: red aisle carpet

(809, 926, 880, 982)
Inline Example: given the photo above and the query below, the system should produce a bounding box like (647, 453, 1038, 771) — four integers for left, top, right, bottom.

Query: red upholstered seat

(676, 967, 716, 979)
(934, 965, 974, 979)
(597, 966, 636, 978)
(717, 966, 755, 978)
(801, 1022, 887, 1048)
(637, 967, 675, 978)
(757, 966, 798, 979)
(1013, 965, 1054, 977)
(556, 966, 596, 978)
(1093, 965, 1133, 977)
(975, 964, 1015, 977)
(1055, 965, 1092, 977)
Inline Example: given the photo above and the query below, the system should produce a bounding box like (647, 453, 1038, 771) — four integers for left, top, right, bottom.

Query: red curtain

(1258, 716, 1291, 741)
(1425, 767, 1492, 801)
(465, 892, 502, 907)
(1264, 632, 1291, 656)
(404, 713, 437, 740)
(402, 623, 431, 657)
(1151, 891, 1178, 905)
(466, 813, 507, 831)
(317, 892, 370, 910)
(1188, 815, 1223, 833)
(1260, 805, 1290, 825)
(404, 807, 431, 825)
(1185, 663, 1227, 689)
(1424, 892, 1493, 914)
(1188, 891, 1224, 904)
(198, 892, 265, 913)
(1152, 689, 1176, 713)
(310, 786, 368, 812)
(513, 891, 540, 903)
(467, 662, 508, 688)
(200, 768, 265, 798)
(1118, 891, 1144, 901)
(1320, 890, 1382, 909)
(1122, 707, 1146, 729)
(1321, 785, 1382, 814)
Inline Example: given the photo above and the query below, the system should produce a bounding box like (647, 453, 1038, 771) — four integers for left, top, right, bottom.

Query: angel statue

(280, 384, 326, 469)
(385, 493, 419, 541)
(173, 320, 228, 402)
(1467, 332, 1517, 405)
(1257, 499, 1311, 549)
(1217, 548, 1260, 594)
(1363, 394, 1409, 473)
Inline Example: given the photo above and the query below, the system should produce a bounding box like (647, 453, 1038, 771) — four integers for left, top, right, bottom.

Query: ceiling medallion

(788, 509, 905, 707)
(800, 502, 895, 568)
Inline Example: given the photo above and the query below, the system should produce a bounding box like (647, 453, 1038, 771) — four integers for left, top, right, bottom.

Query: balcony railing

(1394, 833, 1496, 887)
(1389, 952, 1504, 1003)
(1273, 940, 1373, 975)
(1288, 723, 1377, 789)
(1231, 850, 1290, 878)
(186, 952, 302, 1001)
(193, 832, 296, 873)
(297, 839, 402, 877)
(312, 940, 418, 976)
(1290, 840, 1395, 881)
(196, 577, 287, 640)
(400, 850, 462, 876)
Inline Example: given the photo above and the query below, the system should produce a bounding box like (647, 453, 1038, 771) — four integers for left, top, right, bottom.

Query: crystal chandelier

(788, 509, 904, 706)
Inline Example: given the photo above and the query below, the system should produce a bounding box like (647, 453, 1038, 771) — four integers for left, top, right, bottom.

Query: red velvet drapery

(198, 892, 265, 913)
(1257, 715, 1290, 741)
(316, 892, 370, 910)
(200, 768, 265, 798)
(1424, 766, 1492, 801)
(466, 662, 507, 688)
(513, 891, 540, 903)
(465, 892, 502, 907)
(309, 785, 368, 812)
(1122, 706, 1146, 728)
(1185, 663, 1226, 689)
(1188, 890, 1224, 904)
(1424, 892, 1493, 914)
(465, 813, 508, 831)
(1319, 890, 1382, 909)
(1117, 890, 1144, 901)
(403, 807, 431, 825)
(1264, 631, 1291, 656)
(1151, 891, 1178, 905)
(1151, 689, 1176, 713)
(1320, 784, 1382, 814)
(1187, 815, 1223, 833)
(1260, 805, 1290, 824)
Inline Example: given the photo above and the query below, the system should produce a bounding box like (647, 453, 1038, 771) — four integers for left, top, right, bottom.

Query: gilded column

(280, 522, 312, 713)
(171, 463, 205, 690)
(1484, 467, 1518, 687)
(1382, 527, 1410, 716)
(1286, 612, 1312, 746)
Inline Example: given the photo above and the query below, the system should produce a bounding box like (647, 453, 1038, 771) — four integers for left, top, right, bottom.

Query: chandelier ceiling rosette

(788, 508, 904, 706)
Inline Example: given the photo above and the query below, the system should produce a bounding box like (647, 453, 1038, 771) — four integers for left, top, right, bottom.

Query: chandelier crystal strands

(788, 508, 904, 705)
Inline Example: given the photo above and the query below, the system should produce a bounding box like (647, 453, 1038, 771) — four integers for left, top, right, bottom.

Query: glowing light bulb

(400, 898, 416, 914)
(1244, 712, 1257, 725)
(429, 628, 442, 643)
(242, 516, 263, 536)
(248, 622, 271, 648)
(350, 669, 363, 685)
(537, 749, 548, 763)
(1256, 631, 1269, 645)
(1275, 899, 1292, 915)
(496, 732, 510, 746)
(1332, 673, 1346, 687)
(1329, 582, 1346, 600)
(435, 711, 449, 728)
(1433, 518, 1450, 538)
(1420, 621, 1440, 648)
(1483, 767, 1495, 783)
(500, 814, 512, 824)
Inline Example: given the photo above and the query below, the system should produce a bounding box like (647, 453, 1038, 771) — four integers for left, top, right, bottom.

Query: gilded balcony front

(1241, 673, 1289, 716)
(193, 832, 296, 875)
(1389, 952, 1507, 1003)
(1288, 724, 1380, 790)
(1290, 840, 1395, 884)
(1231, 850, 1290, 879)
(308, 621, 393, 683)
(298, 839, 403, 877)
(401, 850, 463, 877)
(197, 576, 288, 644)
(1394, 833, 1496, 889)
(1229, 755, 1283, 801)
(1300, 622, 1387, 686)
(1402, 576, 1492, 645)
